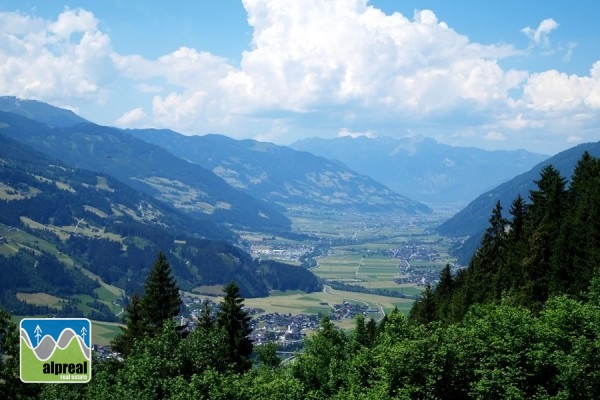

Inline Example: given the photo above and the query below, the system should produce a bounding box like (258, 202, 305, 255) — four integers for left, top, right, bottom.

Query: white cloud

(0, 2, 598, 154)
(484, 131, 507, 141)
(0, 8, 116, 105)
(338, 128, 376, 138)
(521, 18, 559, 47)
(523, 62, 600, 111)
(115, 107, 146, 127)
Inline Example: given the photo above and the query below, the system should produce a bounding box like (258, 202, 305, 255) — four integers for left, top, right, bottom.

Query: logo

(20, 318, 92, 383)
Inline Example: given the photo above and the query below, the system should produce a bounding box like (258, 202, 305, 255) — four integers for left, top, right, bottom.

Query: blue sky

(0, 0, 598, 155)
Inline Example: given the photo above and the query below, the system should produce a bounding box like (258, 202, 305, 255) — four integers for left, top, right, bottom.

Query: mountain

(126, 130, 431, 214)
(0, 110, 291, 233)
(438, 141, 600, 262)
(0, 96, 89, 127)
(0, 133, 321, 317)
(291, 135, 549, 205)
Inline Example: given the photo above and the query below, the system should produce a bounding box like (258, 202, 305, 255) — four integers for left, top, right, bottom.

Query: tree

(291, 316, 348, 397)
(254, 341, 281, 369)
(141, 251, 182, 335)
(112, 293, 146, 356)
(521, 165, 567, 307)
(408, 284, 436, 325)
(197, 299, 215, 330)
(551, 152, 600, 297)
(217, 282, 253, 373)
(434, 264, 454, 322)
(112, 252, 181, 356)
(0, 308, 41, 399)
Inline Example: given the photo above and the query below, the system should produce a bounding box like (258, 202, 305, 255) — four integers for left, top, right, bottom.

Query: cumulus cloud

(0, 8, 116, 104)
(521, 18, 559, 47)
(115, 107, 147, 127)
(523, 62, 600, 111)
(0, 2, 599, 154)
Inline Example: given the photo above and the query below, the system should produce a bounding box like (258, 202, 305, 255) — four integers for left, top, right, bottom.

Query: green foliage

(112, 292, 145, 356)
(254, 341, 281, 369)
(414, 153, 600, 324)
(141, 252, 182, 334)
(112, 252, 181, 356)
(0, 308, 39, 399)
(217, 282, 253, 373)
(292, 316, 349, 397)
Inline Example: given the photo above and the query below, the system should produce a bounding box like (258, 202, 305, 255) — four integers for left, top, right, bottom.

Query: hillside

(411, 151, 600, 327)
(438, 141, 600, 238)
(291, 135, 548, 205)
(0, 110, 291, 233)
(126, 130, 431, 214)
(0, 133, 321, 318)
(0, 96, 89, 127)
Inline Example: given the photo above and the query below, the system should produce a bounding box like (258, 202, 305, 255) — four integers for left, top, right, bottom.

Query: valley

(211, 206, 462, 332)
(6, 205, 463, 346)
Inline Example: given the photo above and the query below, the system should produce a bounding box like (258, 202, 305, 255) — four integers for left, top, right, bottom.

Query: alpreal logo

(20, 318, 92, 383)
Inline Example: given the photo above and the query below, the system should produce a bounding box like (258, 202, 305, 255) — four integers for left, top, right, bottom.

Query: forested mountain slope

(438, 141, 600, 238)
(0, 133, 321, 318)
(127, 130, 431, 213)
(0, 110, 291, 233)
(412, 151, 600, 324)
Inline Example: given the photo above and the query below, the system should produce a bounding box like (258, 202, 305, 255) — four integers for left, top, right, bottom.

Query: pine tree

(434, 264, 454, 322)
(217, 281, 253, 373)
(521, 165, 567, 307)
(552, 152, 600, 296)
(409, 284, 436, 325)
(112, 293, 146, 356)
(141, 251, 182, 335)
(197, 299, 215, 330)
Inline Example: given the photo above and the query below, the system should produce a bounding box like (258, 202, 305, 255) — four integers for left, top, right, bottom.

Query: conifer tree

(522, 165, 567, 307)
(552, 152, 600, 296)
(141, 251, 182, 335)
(197, 299, 215, 330)
(112, 293, 145, 356)
(112, 252, 181, 355)
(434, 264, 454, 322)
(409, 284, 436, 325)
(217, 281, 253, 373)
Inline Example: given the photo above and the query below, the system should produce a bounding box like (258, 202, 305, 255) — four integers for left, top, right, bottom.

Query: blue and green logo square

(20, 318, 92, 383)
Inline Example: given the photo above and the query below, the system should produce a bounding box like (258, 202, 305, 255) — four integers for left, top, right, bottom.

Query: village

(94, 293, 376, 361)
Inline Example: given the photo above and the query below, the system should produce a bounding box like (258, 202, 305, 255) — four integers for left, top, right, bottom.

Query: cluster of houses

(329, 301, 373, 320)
(94, 292, 382, 359)
(92, 344, 123, 362)
(391, 238, 462, 286)
(251, 312, 321, 346)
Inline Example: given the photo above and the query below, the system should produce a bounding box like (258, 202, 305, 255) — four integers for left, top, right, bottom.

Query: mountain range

(0, 110, 291, 233)
(291, 135, 549, 205)
(0, 132, 321, 318)
(126, 129, 431, 214)
(1, 96, 595, 318)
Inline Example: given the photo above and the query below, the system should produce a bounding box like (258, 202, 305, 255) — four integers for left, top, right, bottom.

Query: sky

(0, 0, 599, 155)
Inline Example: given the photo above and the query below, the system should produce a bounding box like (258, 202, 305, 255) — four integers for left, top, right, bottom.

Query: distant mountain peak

(291, 135, 549, 205)
(0, 96, 89, 128)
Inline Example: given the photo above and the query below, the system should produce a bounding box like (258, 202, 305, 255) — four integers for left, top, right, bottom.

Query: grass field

(16, 292, 64, 308)
(311, 252, 421, 294)
(92, 321, 123, 346)
(243, 286, 413, 324)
